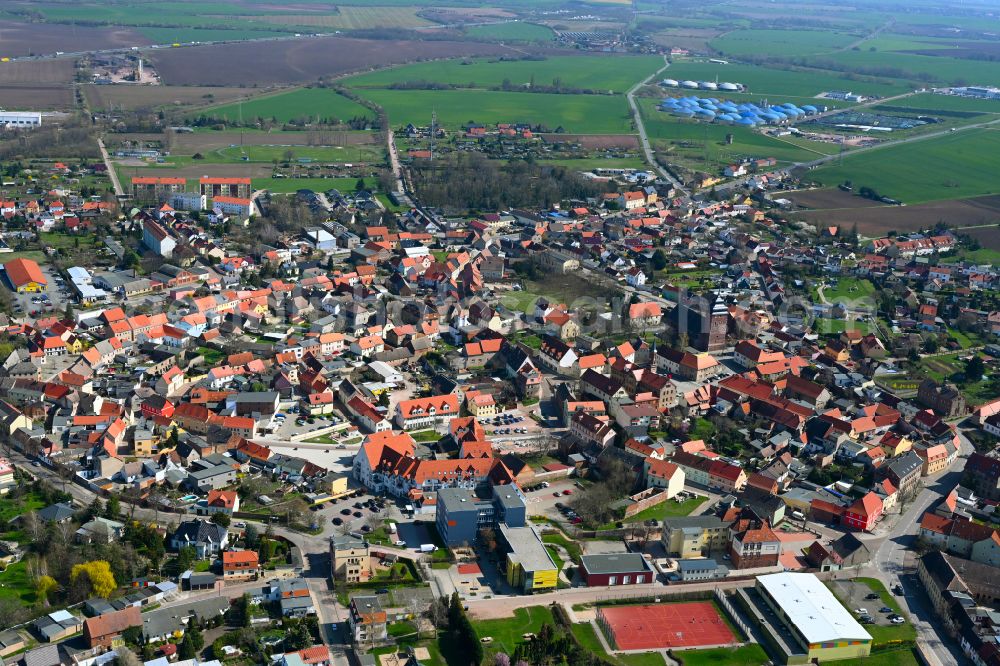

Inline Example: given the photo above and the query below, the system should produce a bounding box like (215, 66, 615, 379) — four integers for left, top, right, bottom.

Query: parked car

(890, 617, 905, 625)
(879, 607, 893, 614)
(865, 593, 880, 600)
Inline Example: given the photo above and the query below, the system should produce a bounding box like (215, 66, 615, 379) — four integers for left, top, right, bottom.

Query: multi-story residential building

(963, 452, 1000, 500)
(918, 379, 968, 418)
(662, 515, 729, 557)
(728, 520, 780, 569)
(330, 535, 371, 583)
(348, 596, 387, 644)
(394, 394, 459, 430)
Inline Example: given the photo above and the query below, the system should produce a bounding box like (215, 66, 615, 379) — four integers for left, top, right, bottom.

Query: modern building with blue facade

(436, 485, 526, 546)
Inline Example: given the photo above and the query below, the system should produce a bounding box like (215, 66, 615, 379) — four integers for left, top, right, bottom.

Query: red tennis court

(457, 564, 481, 575)
(598, 602, 736, 650)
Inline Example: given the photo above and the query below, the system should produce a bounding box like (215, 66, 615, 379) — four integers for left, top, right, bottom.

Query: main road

(626, 56, 688, 196)
(859, 427, 976, 666)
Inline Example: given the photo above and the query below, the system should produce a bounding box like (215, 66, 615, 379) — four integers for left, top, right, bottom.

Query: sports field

(203, 88, 374, 124)
(343, 55, 664, 93)
(359, 88, 635, 134)
(597, 602, 736, 650)
(810, 127, 1000, 204)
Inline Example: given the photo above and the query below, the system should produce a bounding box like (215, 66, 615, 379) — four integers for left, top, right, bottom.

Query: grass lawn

(203, 87, 375, 123)
(304, 434, 336, 444)
(355, 88, 636, 134)
(672, 644, 770, 666)
(540, 533, 582, 564)
(0, 561, 38, 604)
(0, 491, 47, 524)
(472, 605, 555, 657)
(210, 144, 383, 165)
(251, 176, 374, 193)
(618, 654, 667, 666)
(813, 319, 874, 336)
(815, 277, 877, 303)
(946, 327, 981, 349)
(410, 430, 441, 443)
(941, 246, 1000, 265)
(344, 55, 663, 94)
(661, 60, 910, 98)
(196, 346, 225, 365)
(833, 647, 920, 666)
(545, 545, 564, 571)
(810, 128, 1000, 204)
(387, 620, 417, 637)
(622, 497, 706, 523)
(0, 250, 48, 265)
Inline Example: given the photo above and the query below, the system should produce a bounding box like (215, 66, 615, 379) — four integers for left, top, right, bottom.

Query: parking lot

(10, 264, 69, 319)
(828, 579, 906, 628)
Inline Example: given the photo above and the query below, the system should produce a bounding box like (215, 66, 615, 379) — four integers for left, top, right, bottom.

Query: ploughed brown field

(788, 188, 1000, 243)
(0, 84, 74, 110)
(540, 134, 640, 149)
(0, 59, 75, 84)
(785, 188, 888, 210)
(0, 24, 148, 57)
(84, 85, 263, 112)
(149, 36, 511, 86)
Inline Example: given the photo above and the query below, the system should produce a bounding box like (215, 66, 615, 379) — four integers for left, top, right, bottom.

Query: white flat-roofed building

(755, 572, 872, 662)
(0, 111, 41, 128)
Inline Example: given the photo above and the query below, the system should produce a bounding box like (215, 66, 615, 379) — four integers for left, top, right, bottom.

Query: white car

(854, 608, 868, 616)
(890, 616, 906, 625)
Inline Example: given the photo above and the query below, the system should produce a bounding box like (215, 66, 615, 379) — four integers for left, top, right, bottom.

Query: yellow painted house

(499, 524, 558, 593)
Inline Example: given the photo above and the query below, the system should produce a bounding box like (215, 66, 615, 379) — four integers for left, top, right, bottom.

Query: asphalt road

(627, 56, 688, 196)
(861, 428, 976, 666)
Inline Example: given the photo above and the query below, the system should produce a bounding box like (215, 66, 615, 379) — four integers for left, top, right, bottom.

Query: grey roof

(189, 572, 217, 585)
(677, 558, 721, 571)
(332, 535, 367, 551)
(23, 644, 60, 666)
(581, 553, 653, 575)
(142, 597, 230, 639)
(172, 519, 227, 546)
(887, 451, 923, 479)
(280, 596, 315, 612)
(492, 486, 526, 512)
(662, 515, 727, 529)
(36, 502, 75, 522)
(499, 524, 555, 573)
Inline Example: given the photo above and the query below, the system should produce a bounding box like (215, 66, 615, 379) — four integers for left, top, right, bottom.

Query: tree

(178, 633, 197, 660)
(114, 648, 143, 666)
(243, 524, 260, 549)
(35, 575, 58, 605)
(70, 560, 117, 598)
(211, 512, 231, 527)
(965, 355, 985, 383)
(187, 623, 205, 651)
(106, 494, 121, 519)
(177, 546, 197, 572)
(651, 249, 667, 272)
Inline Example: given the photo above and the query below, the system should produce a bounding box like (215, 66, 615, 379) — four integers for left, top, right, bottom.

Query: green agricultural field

(662, 60, 911, 98)
(710, 28, 857, 57)
(249, 6, 433, 30)
(202, 88, 374, 124)
(809, 127, 1000, 203)
(358, 88, 636, 134)
(137, 27, 283, 43)
(826, 49, 1000, 87)
(465, 22, 555, 42)
(874, 92, 1000, 115)
(344, 55, 664, 93)
(639, 98, 836, 168)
